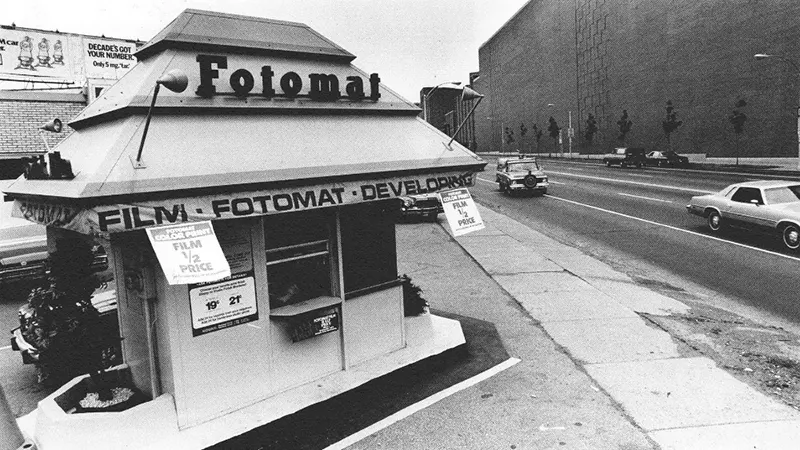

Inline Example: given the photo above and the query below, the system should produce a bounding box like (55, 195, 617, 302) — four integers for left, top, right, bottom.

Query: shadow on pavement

(207, 311, 510, 450)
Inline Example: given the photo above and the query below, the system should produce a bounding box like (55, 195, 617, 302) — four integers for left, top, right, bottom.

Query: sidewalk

(362, 204, 800, 449)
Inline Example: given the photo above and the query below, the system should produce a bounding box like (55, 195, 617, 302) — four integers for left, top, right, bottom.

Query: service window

(265, 210, 335, 310)
(340, 200, 398, 296)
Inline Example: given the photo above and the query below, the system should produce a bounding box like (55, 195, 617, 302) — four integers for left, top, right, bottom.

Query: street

(471, 157, 800, 329)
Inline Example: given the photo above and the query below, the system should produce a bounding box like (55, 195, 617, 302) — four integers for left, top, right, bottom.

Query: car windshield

(507, 162, 539, 171)
(763, 185, 800, 204)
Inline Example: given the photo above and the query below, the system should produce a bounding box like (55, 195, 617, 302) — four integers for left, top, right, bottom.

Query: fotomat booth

(4, 9, 486, 449)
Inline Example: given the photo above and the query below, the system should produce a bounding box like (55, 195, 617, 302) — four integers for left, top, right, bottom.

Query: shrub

(400, 274, 428, 316)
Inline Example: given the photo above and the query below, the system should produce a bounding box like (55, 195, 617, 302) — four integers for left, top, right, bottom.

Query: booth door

(265, 210, 344, 392)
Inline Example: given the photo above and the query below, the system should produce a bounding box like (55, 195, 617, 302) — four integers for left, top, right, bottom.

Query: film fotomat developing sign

(12, 171, 475, 234)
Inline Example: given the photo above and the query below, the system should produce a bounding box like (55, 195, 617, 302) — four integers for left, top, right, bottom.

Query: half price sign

(146, 221, 231, 285)
(439, 188, 485, 236)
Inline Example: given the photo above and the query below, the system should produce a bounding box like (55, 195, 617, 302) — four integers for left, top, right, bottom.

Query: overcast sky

(4, 0, 530, 101)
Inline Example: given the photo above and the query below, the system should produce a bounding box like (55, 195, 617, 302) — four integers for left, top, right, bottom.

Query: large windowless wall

(474, 0, 800, 158)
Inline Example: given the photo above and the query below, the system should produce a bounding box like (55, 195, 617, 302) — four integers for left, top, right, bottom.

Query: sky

(3, 0, 530, 101)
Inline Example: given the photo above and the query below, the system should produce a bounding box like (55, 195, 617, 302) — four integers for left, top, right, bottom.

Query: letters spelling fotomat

(195, 55, 381, 101)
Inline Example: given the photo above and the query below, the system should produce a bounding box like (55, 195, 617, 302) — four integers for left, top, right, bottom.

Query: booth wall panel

(269, 319, 343, 393)
(344, 285, 404, 367)
(166, 221, 274, 429)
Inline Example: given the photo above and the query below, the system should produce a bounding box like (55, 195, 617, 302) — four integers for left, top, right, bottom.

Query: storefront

(3, 9, 485, 449)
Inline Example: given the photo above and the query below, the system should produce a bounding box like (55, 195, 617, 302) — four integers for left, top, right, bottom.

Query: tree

(729, 99, 748, 165)
(584, 113, 598, 146)
(504, 126, 515, 146)
(532, 124, 543, 153)
(662, 100, 683, 150)
(547, 116, 561, 152)
(617, 110, 632, 143)
(519, 122, 528, 154)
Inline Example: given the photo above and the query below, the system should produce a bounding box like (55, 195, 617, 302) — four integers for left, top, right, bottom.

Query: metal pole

(796, 105, 800, 170)
(449, 97, 483, 146)
(568, 111, 573, 157)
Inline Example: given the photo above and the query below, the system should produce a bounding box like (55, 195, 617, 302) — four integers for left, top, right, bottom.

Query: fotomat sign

(195, 54, 381, 101)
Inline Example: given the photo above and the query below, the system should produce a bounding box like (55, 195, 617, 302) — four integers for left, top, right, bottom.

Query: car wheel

(605, 160, 611, 167)
(707, 211, 722, 232)
(636, 162, 642, 169)
(498, 182, 504, 192)
(621, 162, 627, 168)
(782, 224, 800, 250)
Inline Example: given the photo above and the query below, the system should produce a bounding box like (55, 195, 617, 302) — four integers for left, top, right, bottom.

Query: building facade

(474, 0, 800, 160)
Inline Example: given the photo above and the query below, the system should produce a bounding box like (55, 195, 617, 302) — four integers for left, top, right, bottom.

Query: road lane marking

(545, 194, 800, 262)
(618, 192, 673, 203)
(0, 345, 11, 351)
(545, 170, 714, 194)
(620, 173, 654, 178)
(323, 357, 521, 450)
(477, 177, 495, 185)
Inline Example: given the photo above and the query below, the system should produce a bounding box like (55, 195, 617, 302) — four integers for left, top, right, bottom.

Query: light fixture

(133, 69, 189, 169)
(38, 118, 62, 152)
(447, 86, 485, 147)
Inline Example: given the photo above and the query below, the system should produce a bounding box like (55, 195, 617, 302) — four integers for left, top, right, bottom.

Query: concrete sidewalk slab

(493, 272, 595, 295)
(585, 357, 800, 431)
(649, 420, 800, 450)
(541, 317, 682, 364)
(515, 290, 639, 322)
(454, 235, 563, 274)
(587, 279, 691, 316)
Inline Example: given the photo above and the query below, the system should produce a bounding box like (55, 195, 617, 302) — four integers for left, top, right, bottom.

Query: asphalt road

(471, 157, 800, 325)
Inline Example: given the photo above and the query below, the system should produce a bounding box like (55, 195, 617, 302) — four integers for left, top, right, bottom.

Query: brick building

(0, 91, 84, 178)
(473, 0, 800, 162)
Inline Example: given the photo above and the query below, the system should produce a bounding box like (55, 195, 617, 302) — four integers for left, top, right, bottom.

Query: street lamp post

(755, 53, 800, 170)
(423, 81, 461, 123)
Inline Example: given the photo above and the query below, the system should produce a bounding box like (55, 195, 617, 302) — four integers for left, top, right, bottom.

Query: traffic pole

(0, 385, 27, 450)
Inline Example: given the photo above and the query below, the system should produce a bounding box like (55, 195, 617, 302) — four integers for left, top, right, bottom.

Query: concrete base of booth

(17, 313, 464, 450)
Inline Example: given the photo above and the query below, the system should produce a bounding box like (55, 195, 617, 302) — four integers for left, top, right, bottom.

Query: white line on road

(545, 170, 714, 194)
(619, 172, 654, 178)
(617, 192, 673, 203)
(476, 177, 495, 185)
(323, 357, 521, 450)
(545, 194, 800, 262)
(0, 345, 12, 351)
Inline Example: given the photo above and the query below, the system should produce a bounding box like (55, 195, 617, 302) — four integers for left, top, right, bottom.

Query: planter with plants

(18, 235, 137, 413)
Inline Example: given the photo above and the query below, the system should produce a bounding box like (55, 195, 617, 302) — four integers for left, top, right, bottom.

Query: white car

(687, 180, 800, 250)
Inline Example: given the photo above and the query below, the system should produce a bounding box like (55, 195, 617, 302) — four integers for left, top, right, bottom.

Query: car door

(726, 187, 770, 231)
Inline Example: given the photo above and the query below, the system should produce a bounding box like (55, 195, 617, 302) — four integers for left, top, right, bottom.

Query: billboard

(0, 26, 139, 85)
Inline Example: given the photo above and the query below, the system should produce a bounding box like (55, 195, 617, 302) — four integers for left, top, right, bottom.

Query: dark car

(398, 193, 443, 221)
(602, 147, 647, 168)
(646, 150, 689, 167)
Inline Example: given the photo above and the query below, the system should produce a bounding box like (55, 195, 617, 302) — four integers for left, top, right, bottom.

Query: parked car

(686, 180, 800, 250)
(646, 150, 689, 167)
(398, 193, 443, 221)
(602, 147, 647, 168)
(495, 157, 549, 196)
